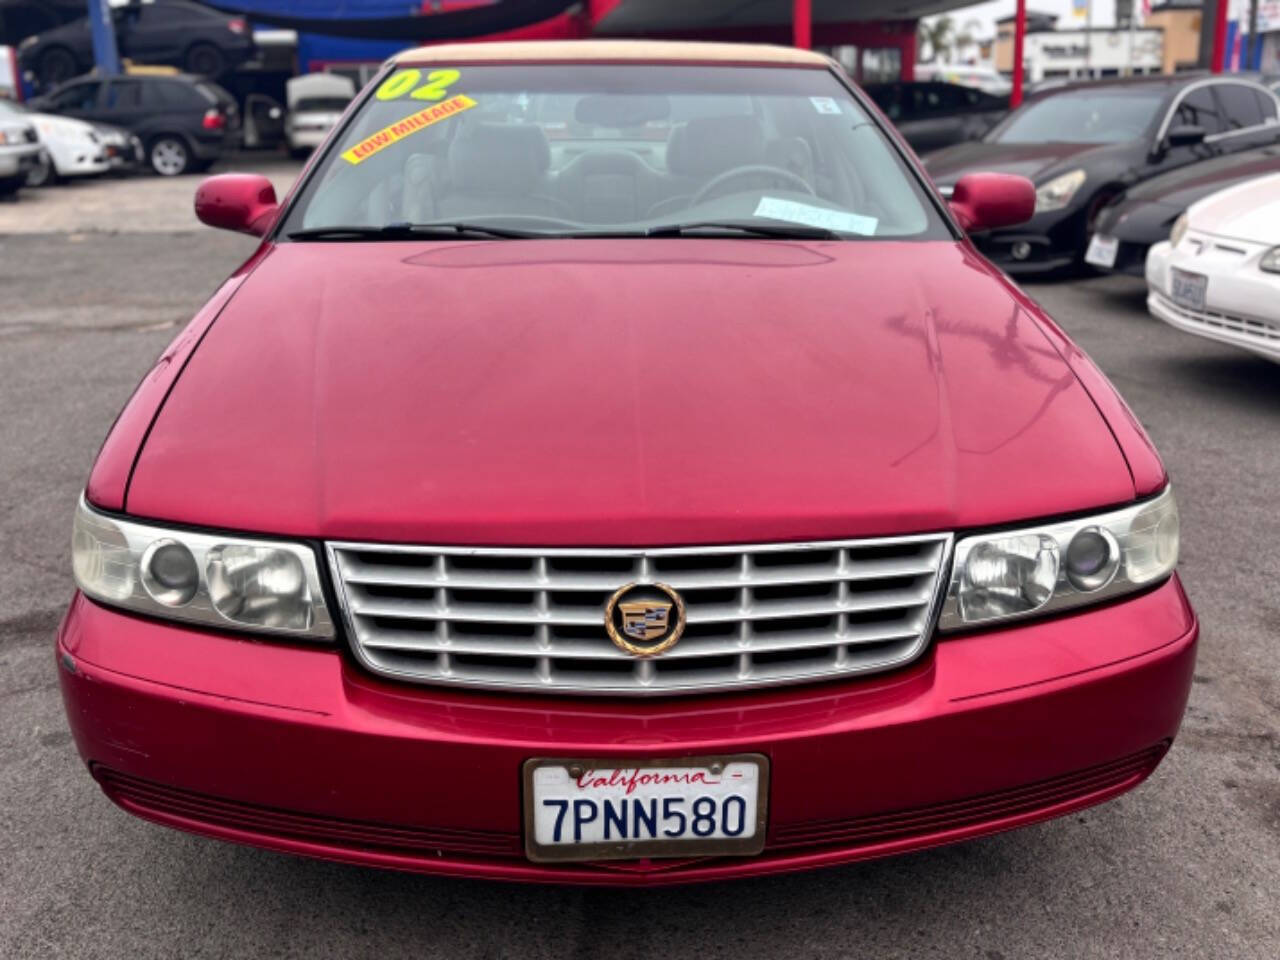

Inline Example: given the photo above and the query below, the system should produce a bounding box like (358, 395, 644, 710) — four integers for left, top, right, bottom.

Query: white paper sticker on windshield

(809, 96, 842, 115)
(754, 197, 877, 236)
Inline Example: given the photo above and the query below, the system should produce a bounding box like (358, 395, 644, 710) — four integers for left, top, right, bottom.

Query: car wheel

(185, 43, 226, 78)
(36, 46, 79, 88)
(149, 136, 191, 176)
(26, 152, 59, 188)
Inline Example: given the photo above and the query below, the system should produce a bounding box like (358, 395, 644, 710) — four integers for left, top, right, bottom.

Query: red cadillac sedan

(59, 41, 1195, 885)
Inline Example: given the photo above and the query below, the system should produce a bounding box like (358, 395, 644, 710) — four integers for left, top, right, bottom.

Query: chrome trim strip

(1154, 78, 1280, 147)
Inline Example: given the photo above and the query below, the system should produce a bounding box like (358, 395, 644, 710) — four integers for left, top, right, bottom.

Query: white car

(285, 72, 355, 157)
(1146, 172, 1280, 364)
(0, 98, 109, 187)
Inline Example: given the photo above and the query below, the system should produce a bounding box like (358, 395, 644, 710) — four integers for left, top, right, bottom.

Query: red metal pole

(1011, 0, 1026, 108)
(793, 0, 811, 49)
(1210, 0, 1229, 73)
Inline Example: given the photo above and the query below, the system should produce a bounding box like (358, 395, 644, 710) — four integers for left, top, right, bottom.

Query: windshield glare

(283, 64, 944, 240)
(991, 89, 1165, 144)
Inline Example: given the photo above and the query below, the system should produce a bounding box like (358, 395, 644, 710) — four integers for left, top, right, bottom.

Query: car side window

(1214, 83, 1264, 131)
(51, 82, 100, 111)
(1253, 89, 1279, 124)
(105, 81, 143, 111)
(155, 81, 203, 109)
(1172, 88, 1225, 135)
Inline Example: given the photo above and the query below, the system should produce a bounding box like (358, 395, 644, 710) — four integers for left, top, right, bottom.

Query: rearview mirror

(574, 94, 670, 128)
(947, 172, 1035, 233)
(194, 173, 279, 236)
(1165, 124, 1207, 148)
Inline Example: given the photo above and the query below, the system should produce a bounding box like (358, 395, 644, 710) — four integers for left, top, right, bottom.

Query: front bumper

(970, 206, 1087, 276)
(56, 150, 111, 178)
(1146, 239, 1280, 363)
(58, 577, 1197, 885)
(0, 143, 41, 178)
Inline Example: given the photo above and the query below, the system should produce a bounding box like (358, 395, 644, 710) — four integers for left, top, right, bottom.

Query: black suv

(863, 81, 1009, 154)
(30, 74, 240, 176)
(18, 0, 254, 89)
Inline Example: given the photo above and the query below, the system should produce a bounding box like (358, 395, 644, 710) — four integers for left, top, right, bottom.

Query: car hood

(1188, 171, 1280, 245)
(924, 140, 1114, 187)
(125, 239, 1136, 545)
(26, 111, 94, 140)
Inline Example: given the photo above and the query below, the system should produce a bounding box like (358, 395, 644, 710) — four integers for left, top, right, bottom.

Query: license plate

(523, 754, 768, 863)
(1170, 267, 1208, 311)
(1085, 233, 1119, 268)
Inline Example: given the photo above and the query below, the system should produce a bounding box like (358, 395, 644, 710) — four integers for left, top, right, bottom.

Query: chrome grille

(1154, 292, 1280, 347)
(328, 535, 953, 695)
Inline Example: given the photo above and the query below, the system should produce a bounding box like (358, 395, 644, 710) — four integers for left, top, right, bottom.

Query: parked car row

(27, 72, 239, 175)
(923, 75, 1280, 275)
(0, 95, 141, 187)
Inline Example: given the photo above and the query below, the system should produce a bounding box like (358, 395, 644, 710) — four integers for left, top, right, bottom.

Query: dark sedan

(924, 76, 1280, 275)
(30, 73, 239, 176)
(863, 81, 1008, 154)
(1086, 143, 1280, 275)
(18, 0, 253, 89)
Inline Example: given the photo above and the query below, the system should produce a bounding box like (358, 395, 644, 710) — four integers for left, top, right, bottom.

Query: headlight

(71, 497, 334, 639)
(1260, 246, 1280, 274)
(939, 485, 1179, 630)
(1170, 213, 1189, 248)
(1034, 169, 1087, 213)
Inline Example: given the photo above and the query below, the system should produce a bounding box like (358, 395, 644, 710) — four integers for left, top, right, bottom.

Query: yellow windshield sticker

(375, 68, 462, 102)
(341, 94, 477, 165)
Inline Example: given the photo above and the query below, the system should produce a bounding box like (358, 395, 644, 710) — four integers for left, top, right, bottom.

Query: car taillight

(227, 18, 247, 34)
(202, 109, 226, 131)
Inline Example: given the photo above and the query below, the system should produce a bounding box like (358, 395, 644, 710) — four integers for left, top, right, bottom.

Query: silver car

(0, 113, 41, 196)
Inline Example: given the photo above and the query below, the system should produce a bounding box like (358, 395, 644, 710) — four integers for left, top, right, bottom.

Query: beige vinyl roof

(392, 39, 831, 67)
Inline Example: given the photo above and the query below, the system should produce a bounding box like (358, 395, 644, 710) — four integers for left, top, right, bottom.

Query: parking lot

(1, 158, 1278, 959)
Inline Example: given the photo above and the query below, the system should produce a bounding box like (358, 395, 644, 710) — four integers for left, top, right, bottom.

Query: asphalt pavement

(1, 162, 1277, 959)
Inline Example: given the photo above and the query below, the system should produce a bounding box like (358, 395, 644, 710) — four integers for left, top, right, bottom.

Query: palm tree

(917, 16, 956, 64)
(953, 18, 983, 64)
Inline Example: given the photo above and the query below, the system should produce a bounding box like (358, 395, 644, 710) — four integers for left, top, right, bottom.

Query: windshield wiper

(646, 221, 840, 240)
(286, 222, 537, 241)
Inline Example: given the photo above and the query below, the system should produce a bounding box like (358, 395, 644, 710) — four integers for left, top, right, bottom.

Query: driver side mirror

(194, 174, 279, 236)
(947, 172, 1035, 233)
(1164, 124, 1207, 149)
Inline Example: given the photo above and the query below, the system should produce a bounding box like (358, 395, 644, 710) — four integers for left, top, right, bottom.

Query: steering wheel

(691, 164, 815, 206)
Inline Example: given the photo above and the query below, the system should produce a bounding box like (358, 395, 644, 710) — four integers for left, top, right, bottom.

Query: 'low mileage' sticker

(341, 94, 477, 165)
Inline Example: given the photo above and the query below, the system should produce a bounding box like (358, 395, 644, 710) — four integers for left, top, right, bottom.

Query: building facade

(995, 13, 1165, 82)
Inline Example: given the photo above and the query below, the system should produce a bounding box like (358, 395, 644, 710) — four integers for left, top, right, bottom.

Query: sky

(933, 0, 1121, 41)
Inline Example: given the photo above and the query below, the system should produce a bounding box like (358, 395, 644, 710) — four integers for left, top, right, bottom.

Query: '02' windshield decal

(341, 94, 477, 165)
(375, 67, 461, 102)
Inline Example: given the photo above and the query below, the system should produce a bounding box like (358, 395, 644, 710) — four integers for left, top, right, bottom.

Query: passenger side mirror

(947, 172, 1035, 233)
(194, 173, 279, 236)
(1165, 125, 1207, 149)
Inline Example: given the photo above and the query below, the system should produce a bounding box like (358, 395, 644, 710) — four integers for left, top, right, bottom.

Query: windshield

(294, 97, 351, 113)
(990, 88, 1165, 144)
(282, 64, 946, 240)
